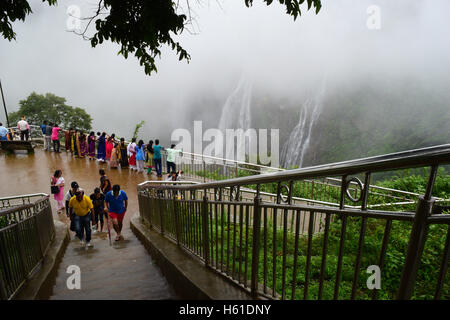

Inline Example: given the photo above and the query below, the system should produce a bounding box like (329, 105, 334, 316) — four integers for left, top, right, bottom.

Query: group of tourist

(0, 116, 33, 141)
(38, 120, 183, 178)
(50, 169, 128, 246)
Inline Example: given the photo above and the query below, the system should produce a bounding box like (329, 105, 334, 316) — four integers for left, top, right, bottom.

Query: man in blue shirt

(105, 184, 128, 241)
(0, 122, 8, 141)
(40, 121, 47, 149)
(153, 139, 163, 177)
(40, 121, 47, 134)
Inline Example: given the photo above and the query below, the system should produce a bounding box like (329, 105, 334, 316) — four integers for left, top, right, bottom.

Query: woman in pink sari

(51, 170, 65, 214)
(105, 136, 114, 161)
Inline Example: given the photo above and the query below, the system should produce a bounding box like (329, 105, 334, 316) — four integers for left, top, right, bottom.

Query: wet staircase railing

(137, 144, 450, 300)
(0, 193, 55, 300)
(162, 149, 439, 210)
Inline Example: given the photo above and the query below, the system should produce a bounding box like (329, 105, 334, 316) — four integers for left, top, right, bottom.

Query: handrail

(0, 196, 50, 217)
(137, 180, 199, 187)
(170, 147, 431, 200)
(137, 179, 418, 209)
(0, 193, 48, 201)
(150, 144, 450, 190)
(0, 194, 55, 300)
(176, 150, 283, 171)
(137, 144, 450, 300)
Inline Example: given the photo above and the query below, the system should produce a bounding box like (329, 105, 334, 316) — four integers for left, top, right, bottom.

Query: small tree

(132, 120, 146, 140)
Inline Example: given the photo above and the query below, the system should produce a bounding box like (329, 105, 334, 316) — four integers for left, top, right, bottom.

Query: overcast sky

(1, 0, 449, 139)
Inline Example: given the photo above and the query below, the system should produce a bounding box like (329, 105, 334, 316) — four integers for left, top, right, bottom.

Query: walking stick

(106, 212, 112, 246)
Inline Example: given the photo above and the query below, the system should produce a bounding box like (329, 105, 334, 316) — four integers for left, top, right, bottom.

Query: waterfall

(218, 76, 252, 160)
(281, 82, 326, 168)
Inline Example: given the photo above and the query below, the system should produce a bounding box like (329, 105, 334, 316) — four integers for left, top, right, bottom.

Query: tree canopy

(0, 0, 322, 75)
(9, 92, 93, 131)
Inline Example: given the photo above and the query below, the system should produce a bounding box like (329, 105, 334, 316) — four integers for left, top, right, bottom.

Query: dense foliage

(377, 168, 450, 199)
(302, 80, 450, 167)
(0, 0, 56, 40)
(201, 174, 450, 299)
(185, 168, 449, 299)
(9, 92, 92, 131)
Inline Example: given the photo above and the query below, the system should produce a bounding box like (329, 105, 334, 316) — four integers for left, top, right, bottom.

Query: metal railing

(160, 149, 437, 210)
(0, 194, 55, 300)
(6, 125, 43, 141)
(13, 129, 427, 210)
(138, 144, 450, 300)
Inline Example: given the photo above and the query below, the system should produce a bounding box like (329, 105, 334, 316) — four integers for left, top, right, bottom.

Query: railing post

(14, 223, 28, 279)
(0, 237, 8, 299)
(159, 190, 164, 236)
(397, 166, 438, 300)
(250, 187, 262, 298)
(191, 154, 194, 178)
(203, 159, 206, 183)
(202, 192, 210, 266)
(0, 278, 7, 300)
(34, 214, 44, 257)
(149, 196, 154, 227)
(173, 191, 181, 246)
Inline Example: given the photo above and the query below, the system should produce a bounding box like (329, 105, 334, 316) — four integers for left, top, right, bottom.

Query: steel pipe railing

(0, 194, 55, 300)
(137, 144, 450, 300)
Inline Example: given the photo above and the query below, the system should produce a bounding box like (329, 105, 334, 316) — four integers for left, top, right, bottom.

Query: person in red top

(105, 136, 113, 161)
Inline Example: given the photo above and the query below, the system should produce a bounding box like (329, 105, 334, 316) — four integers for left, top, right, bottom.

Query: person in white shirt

(17, 115, 30, 141)
(166, 144, 182, 174)
(127, 138, 137, 170)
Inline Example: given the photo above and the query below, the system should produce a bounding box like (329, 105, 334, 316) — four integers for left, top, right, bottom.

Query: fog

(1, 0, 449, 159)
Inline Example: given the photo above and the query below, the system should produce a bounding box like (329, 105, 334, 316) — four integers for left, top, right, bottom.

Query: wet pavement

(0, 148, 177, 299)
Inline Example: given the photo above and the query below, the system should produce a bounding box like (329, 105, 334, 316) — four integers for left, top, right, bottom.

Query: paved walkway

(0, 148, 177, 300)
(49, 219, 175, 299)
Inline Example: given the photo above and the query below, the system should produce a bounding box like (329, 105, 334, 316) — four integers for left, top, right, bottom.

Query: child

(99, 169, 112, 194)
(136, 140, 146, 173)
(127, 138, 137, 170)
(90, 188, 108, 233)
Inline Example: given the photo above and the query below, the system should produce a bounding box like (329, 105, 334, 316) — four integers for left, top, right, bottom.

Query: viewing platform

(0, 148, 176, 299)
(1, 144, 449, 300)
